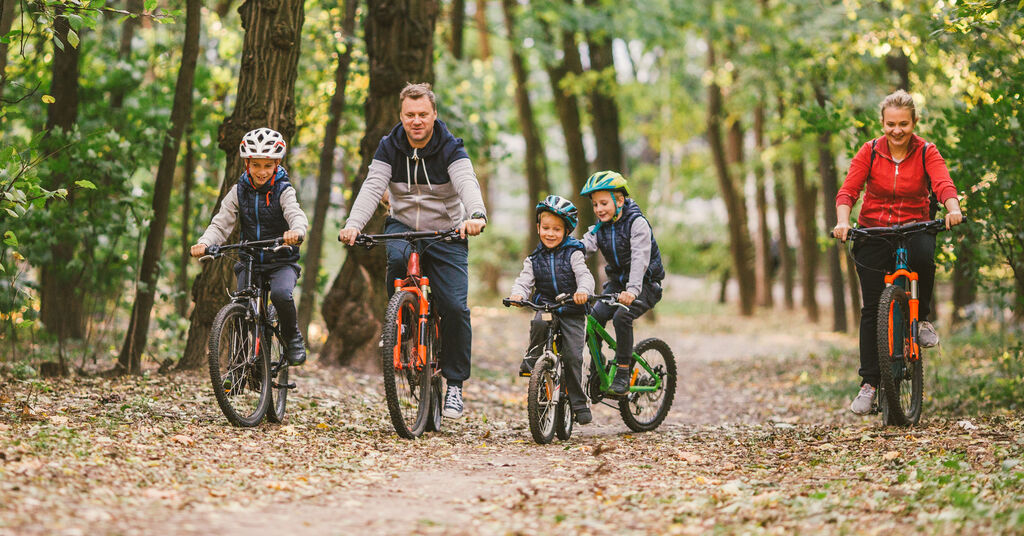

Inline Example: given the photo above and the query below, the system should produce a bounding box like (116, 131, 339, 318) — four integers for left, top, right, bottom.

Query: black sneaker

(518, 356, 538, 377)
(285, 332, 306, 366)
(575, 407, 592, 425)
(442, 385, 464, 418)
(609, 364, 631, 395)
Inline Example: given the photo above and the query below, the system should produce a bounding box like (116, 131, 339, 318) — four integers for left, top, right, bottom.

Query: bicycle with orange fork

(846, 219, 952, 426)
(350, 228, 462, 438)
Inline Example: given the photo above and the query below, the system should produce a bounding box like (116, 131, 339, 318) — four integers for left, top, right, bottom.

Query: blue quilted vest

(529, 237, 586, 315)
(236, 166, 299, 264)
(594, 199, 664, 287)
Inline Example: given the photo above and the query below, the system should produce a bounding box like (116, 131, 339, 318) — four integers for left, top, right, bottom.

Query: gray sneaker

(918, 321, 939, 348)
(850, 384, 876, 415)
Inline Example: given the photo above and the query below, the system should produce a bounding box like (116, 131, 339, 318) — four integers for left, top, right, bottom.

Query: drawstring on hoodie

(406, 148, 434, 191)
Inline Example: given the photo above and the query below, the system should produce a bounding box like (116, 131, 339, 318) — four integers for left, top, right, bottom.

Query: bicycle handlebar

(846, 219, 949, 242)
(199, 237, 300, 263)
(502, 293, 644, 312)
(346, 227, 463, 248)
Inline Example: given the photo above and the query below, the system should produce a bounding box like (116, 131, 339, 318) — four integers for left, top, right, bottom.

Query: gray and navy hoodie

(344, 119, 487, 232)
(582, 199, 664, 296)
(197, 166, 308, 264)
(510, 237, 595, 316)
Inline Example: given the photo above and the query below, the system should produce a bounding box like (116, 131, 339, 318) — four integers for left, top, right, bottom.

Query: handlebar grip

(199, 254, 215, 263)
(502, 298, 512, 307)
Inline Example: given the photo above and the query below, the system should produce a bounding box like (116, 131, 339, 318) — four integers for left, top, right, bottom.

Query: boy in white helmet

(191, 128, 309, 365)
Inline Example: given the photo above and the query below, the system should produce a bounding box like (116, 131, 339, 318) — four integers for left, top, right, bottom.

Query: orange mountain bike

(847, 219, 950, 426)
(351, 228, 461, 439)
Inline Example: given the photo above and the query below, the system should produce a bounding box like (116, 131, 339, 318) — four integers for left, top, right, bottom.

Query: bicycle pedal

(273, 382, 297, 390)
(519, 371, 531, 377)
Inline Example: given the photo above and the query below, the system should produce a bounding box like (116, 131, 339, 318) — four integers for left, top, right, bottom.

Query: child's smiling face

(247, 158, 280, 186)
(537, 212, 566, 249)
(590, 190, 624, 222)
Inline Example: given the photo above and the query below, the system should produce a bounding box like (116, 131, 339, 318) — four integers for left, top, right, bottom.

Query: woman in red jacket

(832, 90, 964, 415)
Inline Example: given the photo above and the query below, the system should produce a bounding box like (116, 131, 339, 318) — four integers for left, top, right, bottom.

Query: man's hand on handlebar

(338, 228, 359, 246)
(190, 243, 207, 258)
(459, 218, 486, 239)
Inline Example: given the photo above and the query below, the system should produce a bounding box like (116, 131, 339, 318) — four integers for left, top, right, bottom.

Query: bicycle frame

(584, 315, 663, 394)
(391, 250, 433, 372)
(885, 243, 921, 363)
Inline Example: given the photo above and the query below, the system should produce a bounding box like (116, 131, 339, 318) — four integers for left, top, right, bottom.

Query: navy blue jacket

(530, 237, 587, 315)
(236, 166, 299, 264)
(595, 199, 665, 286)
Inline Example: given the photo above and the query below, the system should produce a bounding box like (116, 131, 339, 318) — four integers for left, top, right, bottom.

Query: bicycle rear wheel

(619, 338, 677, 432)
(876, 285, 923, 426)
(208, 303, 271, 427)
(555, 391, 573, 441)
(425, 315, 443, 432)
(264, 331, 288, 424)
(528, 354, 559, 444)
(382, 290, 430, 439)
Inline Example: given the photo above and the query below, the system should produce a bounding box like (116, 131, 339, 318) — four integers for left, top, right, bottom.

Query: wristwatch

(470, 211, 487, 222)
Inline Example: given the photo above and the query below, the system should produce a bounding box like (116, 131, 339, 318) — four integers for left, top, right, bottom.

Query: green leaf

(75, 179, 97, 190)
(41, 95, 55, 104)
(145, 0, 157, 12)
(3, 231, 17, 246)
(66, 29, 79, 49)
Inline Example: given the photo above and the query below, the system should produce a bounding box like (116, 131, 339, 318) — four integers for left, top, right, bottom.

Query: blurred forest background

(0, 0, 1021, 380)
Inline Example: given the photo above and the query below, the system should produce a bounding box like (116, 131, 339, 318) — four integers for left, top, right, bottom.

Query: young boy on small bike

(508, 195, 595, 424)
(580, 171, 665, 395)
(190, 128, 309, 365)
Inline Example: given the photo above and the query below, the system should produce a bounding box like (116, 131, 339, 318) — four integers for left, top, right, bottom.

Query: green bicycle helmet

(580, 170, 630, 197)
(536, 195, 579, 233)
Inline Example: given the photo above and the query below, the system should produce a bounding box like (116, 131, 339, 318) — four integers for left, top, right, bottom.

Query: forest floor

(2, 278, 1023, 535)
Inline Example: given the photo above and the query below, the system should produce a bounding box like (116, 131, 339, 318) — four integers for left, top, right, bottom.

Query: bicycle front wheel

(876, 285, 923, 426)
(619, 338, 677, 432)
(264, 331, 288, 424)
(208, 303, 271, 427)
(528, 355, 559, 444)
(381, 290, 431, 439)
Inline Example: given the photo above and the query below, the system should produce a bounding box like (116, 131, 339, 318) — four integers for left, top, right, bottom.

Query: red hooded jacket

(836, 134, 958, 228)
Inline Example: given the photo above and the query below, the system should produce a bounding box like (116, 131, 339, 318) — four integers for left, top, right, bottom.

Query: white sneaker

(442, 385, 464, 419)
(918, 321, 939, 348)
(850, 384, 876, 415)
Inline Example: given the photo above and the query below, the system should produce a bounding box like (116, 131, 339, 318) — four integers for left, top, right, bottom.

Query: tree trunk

(474, 0, 491, 59)
(753, 104, 773, 307)
(502, 0, 548, 232)
(706, 38, 755, 316)
(178, 133, 195, 317)
(110, 0, 144, 110)
(792, 156, 819, 322)
(0, 0, 16, 101)
(583, 0, 622, 172)
(297, 0, 358, 340)
(450, 0, 465, 59)
(773, 167, 795, 310)
(116, 0, 200, 375)
(814, 82, 847, 332)
(179, 0, 305, 370)
(39, 13, 84, 341)
(951, 238, 976, 326)
(320, 0, 439, 369)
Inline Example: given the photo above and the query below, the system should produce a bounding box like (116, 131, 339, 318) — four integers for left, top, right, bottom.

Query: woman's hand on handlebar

(945, 211, 964, 230)
(190, 244, 207, 258)
(832, 221, 852, 242)
(338, 228, 359, 246)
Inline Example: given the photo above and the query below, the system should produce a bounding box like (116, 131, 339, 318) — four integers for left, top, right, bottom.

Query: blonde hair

(879, 89, 917, 122)
(399, 82, 436, 110)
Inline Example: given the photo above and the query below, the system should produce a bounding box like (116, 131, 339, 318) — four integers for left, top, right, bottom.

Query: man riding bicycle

(339, 83, 487, 419)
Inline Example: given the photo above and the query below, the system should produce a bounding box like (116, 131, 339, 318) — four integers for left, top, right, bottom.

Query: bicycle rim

(265, 332, 288, 424)
(877, 286, 920, 426)
(208, 304, 270, 427)
(528, 356, 559, 444)
(619, 338, 677, 432)
(382, 291, 430, 439)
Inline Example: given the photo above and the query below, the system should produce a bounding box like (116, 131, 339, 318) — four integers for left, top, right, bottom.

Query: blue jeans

(384, 218, 472, 386)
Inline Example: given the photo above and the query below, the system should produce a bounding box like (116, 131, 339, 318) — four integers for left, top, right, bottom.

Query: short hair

(400, 82, 437, 111)
(879, 89, 917, 122)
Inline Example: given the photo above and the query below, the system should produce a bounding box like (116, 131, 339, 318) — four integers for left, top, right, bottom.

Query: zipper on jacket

(254, 195, 264, 263)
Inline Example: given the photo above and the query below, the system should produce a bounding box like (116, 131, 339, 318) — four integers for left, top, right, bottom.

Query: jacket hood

(385, 119, 460, 159)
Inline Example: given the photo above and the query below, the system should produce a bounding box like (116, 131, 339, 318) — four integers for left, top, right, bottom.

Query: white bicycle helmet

(239, 128, 287, 159)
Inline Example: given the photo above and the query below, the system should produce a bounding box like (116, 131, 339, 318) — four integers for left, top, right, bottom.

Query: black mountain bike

(201, 238, 297, 427)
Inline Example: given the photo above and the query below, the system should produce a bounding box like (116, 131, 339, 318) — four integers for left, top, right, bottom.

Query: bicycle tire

(425, 316, 443, 432)
(555, 392, 573, 441)
(208, 303, 271, 427)
(265, 332, 288, 424)
(381, 290, 431, 439)
(876, 285, 923, 426)
(527, 355, 559, 444)
(619, 338, 676, 432)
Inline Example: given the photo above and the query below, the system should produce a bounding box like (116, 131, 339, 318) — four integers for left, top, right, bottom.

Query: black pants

(236, 262, 301, 341)
(526, 312, 588, 411)
(590, 280, 663, 365)
(853, 233, 936, 387)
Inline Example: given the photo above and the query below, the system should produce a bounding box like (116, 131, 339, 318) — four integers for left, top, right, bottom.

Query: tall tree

(813, 80, 847, 332)
(791, 154, 819, 322)
(753, 104, 773, 307)
(116, 0, 201, 375)
(179, 0, 306, 370)
(297, 0, 358, 339)
(773, 171, 795, 309)
(0, 0, 16, 101)
(320, 0, 439, 369)
(449, 0, 465, 59)
(177, 133, 195, 317)
(110, 0, 144, 110)
(39, 12, 84, 341)
(474, 0, 491, 59)
(583, 0, 622, 172)
(502, 0, 548, 229)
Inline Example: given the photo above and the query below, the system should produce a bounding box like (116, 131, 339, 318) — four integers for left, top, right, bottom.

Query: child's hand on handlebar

(618, 291, 636, 306)
(338, 228, 359, 245)
(508, 294, 524, 306)
(283, 230, 303, 245)
(190, 244, 207, 258)
(573, 291, 589, 305)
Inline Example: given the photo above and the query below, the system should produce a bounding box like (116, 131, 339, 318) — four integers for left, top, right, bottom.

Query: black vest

(529, 237, 586, 315)
(236, 166, 299, 264)
(594, 199, 665, 286)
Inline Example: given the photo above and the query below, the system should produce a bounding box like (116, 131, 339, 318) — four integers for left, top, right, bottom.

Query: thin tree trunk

(320, 0, 439, 369)
(792, 155, 819, 322)
(110, 0, 143, 109)
(951, 238, 976, 326)
(773, 169, 795, 309)
(753, 104, 773, 307)
(177, 132, 195, 317)
(814, 82, 847, 332)
(475, 0, 491, 59)
(706, 38, 755, 316)
(297, 0, 358, 339)
(0, 0, 16, 101)
(116, 0, 201, 375)
(450, 0, 465, 59)
(583, 0, 622, 172)
(179, 0, 305, 370)
(502, 0, 548, 233)
(40, 12, 84, 341)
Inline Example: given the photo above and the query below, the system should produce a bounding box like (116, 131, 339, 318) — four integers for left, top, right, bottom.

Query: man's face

(400, 96, 437, 146)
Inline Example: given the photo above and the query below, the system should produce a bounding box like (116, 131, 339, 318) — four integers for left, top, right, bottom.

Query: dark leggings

(236, 262, 301, 341)
(853, 233, 936, 387)
(590, 280, 663, 365)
